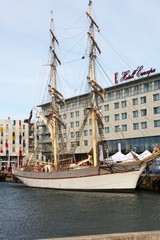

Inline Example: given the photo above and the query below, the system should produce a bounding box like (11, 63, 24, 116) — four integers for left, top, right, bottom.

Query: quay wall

(41, 231, 160, 240)
(0, 171, 18, 182)
(137, 174, 160, 192)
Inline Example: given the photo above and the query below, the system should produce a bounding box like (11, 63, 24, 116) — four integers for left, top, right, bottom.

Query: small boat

(13, 0, 160, 192)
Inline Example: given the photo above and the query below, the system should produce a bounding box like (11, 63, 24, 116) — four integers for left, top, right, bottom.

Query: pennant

(28, 110, 32, 124)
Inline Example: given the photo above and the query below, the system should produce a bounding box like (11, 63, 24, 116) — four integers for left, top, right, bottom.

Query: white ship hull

(12, 163, 146, 192)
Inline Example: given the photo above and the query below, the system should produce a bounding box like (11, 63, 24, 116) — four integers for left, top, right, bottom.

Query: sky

(0, 0, 160, 120)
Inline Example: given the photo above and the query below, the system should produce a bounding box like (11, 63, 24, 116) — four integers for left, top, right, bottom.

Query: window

(63, 114, 67, 119)
(89, 129, 92, 135)
(70, 122, 74, 128)
(76, 141, 80, 147)
(154, 80, 160, 90)
(75, 121, 79, 127)
(84, 109, 88, 116)
(141, 109, 147, 116)
(99, 128, 103, 134)
(124, 88, 129, 97)
(133, 110, 138, 118)
(114, 102, 119, 109)
(144, 82, 152, 92)
(140, 96, 146, 104)
(70, 112, 74, 118)
(107, 92, 114, 101)
(115, 114, 119, 121)
(154, 120, 160, 127)
(71, 132, 74, 138)
(104, 116, 109, 122)
(84, 130, 88, 136)
(122, 124, 127, 131)
(133, 123, 139, 130)
(133, 98, 138, 105)
(104, 104, 109, 111)
(134, 85, 140, 94)
(121, 101, 126, 108)
(153, 93, 160, 101)
(141, 122, 147, 129)
(84, 140, 88, 146)
(154, 107, 160, 114)
(115, 125, 120, 132)
(75, 111, 79, 117)
(122, 112, 127, 120)
(116, 90, 120, 99)
(76, 131, 80, 137)
(105, 127, 109, 133)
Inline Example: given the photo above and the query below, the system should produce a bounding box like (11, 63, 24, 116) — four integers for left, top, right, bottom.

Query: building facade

(0, 118, 29, 166)
(37, 71, 160, 161)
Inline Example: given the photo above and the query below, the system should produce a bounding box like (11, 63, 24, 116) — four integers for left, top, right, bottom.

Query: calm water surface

(0, 182, 160, 240)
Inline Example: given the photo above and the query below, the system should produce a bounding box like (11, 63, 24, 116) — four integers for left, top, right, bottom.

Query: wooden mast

(87, 0, 103, 167)
(49, 12, 62, 171)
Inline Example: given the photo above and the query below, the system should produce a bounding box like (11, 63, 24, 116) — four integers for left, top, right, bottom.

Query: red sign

(114, 65, 156, 84)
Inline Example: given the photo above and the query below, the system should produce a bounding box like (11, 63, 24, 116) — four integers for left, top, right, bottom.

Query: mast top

(89, 0, 92, 6)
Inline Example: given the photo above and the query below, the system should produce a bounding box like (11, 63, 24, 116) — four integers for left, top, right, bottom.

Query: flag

(28, 110, 32, 124)
(24, 110, 32, 124)
(6, 150, 9, 156)
(23, 141, 26, 148)
(19, 133, 22, 141)
(5, 140, 8, 148)
(19, 148, 23, 157)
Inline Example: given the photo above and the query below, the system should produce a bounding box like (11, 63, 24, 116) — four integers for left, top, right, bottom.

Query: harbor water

(0, 182, 160, 240)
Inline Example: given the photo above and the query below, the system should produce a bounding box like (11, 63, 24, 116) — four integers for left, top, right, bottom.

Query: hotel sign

(114, 65, 156, 84)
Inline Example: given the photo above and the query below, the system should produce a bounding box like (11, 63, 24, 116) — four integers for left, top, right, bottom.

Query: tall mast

(48, 12, 65, 171)
(87, 0, 104, 167)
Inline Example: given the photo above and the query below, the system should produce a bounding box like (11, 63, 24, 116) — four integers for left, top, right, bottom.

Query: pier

(41, 231, 160, 240)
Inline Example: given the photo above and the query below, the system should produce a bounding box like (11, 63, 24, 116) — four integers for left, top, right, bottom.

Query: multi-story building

(0, 118, 29, 166)
(37, 69, 160, 161)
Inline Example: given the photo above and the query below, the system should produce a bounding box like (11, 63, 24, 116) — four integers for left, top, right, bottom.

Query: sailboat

(13, 0, 160, 192)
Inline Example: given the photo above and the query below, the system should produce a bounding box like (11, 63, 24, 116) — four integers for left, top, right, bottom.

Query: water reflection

(0, 182, 160, 240)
